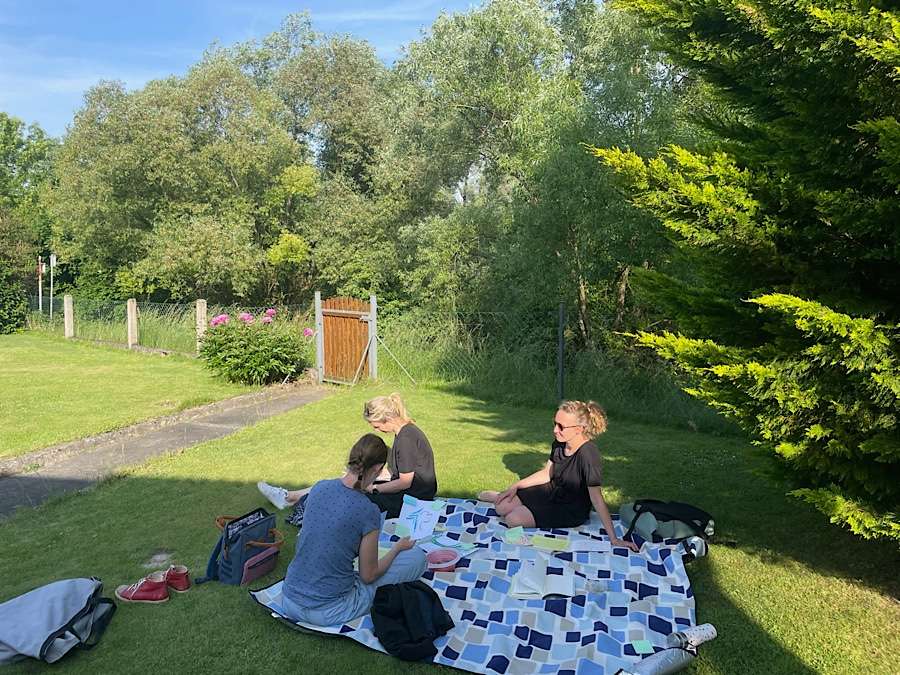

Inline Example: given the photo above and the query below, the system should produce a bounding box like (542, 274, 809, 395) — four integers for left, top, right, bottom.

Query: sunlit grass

(0, 332, 254, 458)
(1, 385, 897, 673)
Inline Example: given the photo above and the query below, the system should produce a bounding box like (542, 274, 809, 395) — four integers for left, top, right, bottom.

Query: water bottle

(616, 647, 695, 674)
(665, 623, 718, 649)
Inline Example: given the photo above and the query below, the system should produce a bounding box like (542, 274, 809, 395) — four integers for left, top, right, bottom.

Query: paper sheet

(396, 495, 446, 539)
(531, 534, 570, 551)
(502, 526, 530, 545)
(510, 559, 575, 599)
(418, 535, 478, 555)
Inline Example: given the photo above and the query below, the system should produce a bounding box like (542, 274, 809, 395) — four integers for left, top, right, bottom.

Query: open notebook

(510, 559, 576, 599)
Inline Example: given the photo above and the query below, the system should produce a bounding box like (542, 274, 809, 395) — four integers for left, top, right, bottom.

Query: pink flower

(261, 316, 273, 324)
(303, 327, 314, 338)
(238, 312, 254, 324)
(210, 314, 230, 327)
(264, 308, 277, 318)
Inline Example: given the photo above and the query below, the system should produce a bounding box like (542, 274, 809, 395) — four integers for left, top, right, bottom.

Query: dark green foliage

(199, 313, 311, 385)
(0, 265, 27, 334)
(597, 0, 900, 541)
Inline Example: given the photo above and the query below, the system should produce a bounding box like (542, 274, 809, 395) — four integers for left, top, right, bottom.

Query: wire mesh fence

(24, 294, 732, 433)
(26, 296, 315, 355)
(378, 305, 734, 434)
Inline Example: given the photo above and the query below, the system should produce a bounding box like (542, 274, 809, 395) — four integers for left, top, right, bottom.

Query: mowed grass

(0, 332, 253, 459)
(1, 386, 898, 674)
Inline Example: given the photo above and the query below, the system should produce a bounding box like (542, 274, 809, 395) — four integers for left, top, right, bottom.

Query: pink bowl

(426, 549, 459, 572)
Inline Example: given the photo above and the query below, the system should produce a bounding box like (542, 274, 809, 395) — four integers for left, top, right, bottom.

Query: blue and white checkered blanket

(251, 499, 696, 674)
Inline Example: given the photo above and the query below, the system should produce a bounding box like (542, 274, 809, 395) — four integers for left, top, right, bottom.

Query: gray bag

(0, 577, 115, 664)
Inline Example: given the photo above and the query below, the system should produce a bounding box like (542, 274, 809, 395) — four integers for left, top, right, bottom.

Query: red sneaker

(164, 564, 192, 593)
(115, 571, 169, 603)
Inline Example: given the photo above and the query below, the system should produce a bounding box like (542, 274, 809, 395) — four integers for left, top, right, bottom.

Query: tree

(388, 0, 687, 346)
(0, 113, 55, 286)
(48, 57, 299, 300)
(595, 0, 900, 541)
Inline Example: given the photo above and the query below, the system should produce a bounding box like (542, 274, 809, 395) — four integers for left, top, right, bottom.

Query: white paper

(396, 495, 446, 540)
(510, 559, 576, 599)
(417, 534, 477, 555)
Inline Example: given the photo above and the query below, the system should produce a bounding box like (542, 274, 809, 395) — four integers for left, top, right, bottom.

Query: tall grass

(378, 312, 735, 435)
(27, 297, 314, 356)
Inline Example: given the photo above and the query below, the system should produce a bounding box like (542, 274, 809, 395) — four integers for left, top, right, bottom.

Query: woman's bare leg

(477, 490, 500, 503)
(503, 505, 536, 528)
(284, 487, 310, 505)
(493, 494, 523, 517)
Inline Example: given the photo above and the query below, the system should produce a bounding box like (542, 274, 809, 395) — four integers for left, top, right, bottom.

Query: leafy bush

(637, 294, 900, 542)
(199, 309, 312, 384)
(0, 267, 28, 334)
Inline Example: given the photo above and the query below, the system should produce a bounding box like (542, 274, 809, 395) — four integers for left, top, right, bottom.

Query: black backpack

(620, 500, 714, 542)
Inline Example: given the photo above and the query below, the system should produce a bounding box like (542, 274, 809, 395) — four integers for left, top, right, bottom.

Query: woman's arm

(587, 486, 640, 552)
(364, 472, 413, 494)
(357, 530, 416, 584)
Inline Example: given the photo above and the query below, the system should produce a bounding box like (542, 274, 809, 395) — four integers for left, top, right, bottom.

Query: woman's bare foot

(477, 490, 499, 503)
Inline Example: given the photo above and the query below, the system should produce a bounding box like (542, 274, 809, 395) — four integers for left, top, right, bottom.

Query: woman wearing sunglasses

(478, 400, 639, 552)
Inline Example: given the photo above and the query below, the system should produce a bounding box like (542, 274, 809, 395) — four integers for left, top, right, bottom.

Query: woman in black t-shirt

(478, 400, 639, 552)
(257, 393, 436, 522)
(361, 393, 437, 518)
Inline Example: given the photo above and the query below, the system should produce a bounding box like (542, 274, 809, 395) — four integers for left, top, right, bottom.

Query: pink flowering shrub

(200, 311, 313, 384)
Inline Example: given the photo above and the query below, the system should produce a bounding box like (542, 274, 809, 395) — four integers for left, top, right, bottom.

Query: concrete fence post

(368, 294, 378, 380)
(63, 295, 74, 339)
(127, 298, 138, 349)
(196, 299, 207, 354)
(314, 291, 324, 384)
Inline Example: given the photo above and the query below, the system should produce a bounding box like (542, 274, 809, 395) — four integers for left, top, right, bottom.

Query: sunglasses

(553, 422, 582, 431)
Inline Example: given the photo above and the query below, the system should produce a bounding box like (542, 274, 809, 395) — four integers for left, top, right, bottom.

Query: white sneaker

(257, 481, 290, 510)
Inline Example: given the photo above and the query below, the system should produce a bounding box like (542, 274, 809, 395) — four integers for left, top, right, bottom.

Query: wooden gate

(314, 293, 378, 384)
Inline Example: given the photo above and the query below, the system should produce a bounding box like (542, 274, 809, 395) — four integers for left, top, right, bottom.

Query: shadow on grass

(1, 472, 824, 675)
(442, 391, 900, 596)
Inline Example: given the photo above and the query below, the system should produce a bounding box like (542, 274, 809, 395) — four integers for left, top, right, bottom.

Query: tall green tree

(595, 0, 900, 541)
(49, 58, 299, 301)
(389, 0, 687, 346)
(0, 113, 55, 286)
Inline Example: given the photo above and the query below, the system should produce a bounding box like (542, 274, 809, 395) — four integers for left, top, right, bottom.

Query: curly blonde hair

(558, 400, 608, 438)
(363, 392, 410, 423)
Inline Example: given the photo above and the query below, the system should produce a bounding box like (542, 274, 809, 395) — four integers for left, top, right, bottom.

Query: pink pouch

(240, 546, 279, 585)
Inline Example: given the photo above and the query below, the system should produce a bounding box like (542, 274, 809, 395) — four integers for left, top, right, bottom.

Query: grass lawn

(0, 332, 254, 459)
(1, 385, 898, 673)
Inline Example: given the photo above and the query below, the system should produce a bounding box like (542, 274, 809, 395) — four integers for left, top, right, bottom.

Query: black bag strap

(623, 500, 712, 540)
(623, 501, 654, 540)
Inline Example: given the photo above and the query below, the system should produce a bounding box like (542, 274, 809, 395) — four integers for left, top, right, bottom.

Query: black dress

(517, 440, 603, 528)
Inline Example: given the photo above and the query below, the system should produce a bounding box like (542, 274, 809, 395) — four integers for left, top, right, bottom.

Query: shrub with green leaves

(199, 310, 312, 384)
(0, 267, 28, 334)
(637, 295, 900, 542)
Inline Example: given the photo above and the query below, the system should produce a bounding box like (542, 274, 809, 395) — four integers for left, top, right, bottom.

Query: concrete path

(0, 385, 329, 518)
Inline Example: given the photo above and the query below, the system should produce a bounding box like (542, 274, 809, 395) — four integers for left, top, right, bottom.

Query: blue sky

(0, 0, 475, 137)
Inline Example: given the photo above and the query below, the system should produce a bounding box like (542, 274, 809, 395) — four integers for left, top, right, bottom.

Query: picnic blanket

(251, 499, 697, 674)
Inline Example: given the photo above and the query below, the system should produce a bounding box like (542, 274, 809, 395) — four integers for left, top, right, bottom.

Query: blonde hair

(363, 393, 410, 423)
(558, 400, 608, 438)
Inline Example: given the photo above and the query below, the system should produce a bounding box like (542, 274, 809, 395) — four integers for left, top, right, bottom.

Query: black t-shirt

(390, 423, 437, 500)
(548, 440, 603, 514)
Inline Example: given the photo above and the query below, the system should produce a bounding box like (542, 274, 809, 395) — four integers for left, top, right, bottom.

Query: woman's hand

(611, 537, 640, 553)
(392, 537, 415, 552)
(496, 485, 518, 504)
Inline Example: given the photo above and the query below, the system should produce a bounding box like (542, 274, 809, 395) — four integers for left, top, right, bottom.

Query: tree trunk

(613, 265, 630, 332)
